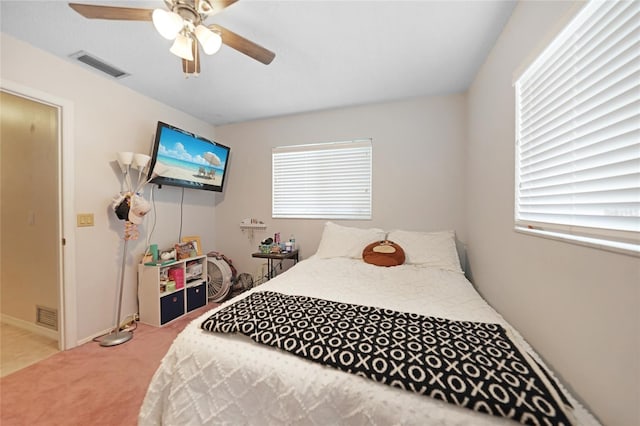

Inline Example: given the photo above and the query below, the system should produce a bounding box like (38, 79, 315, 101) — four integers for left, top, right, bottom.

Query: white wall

(214, 95, 468, 278)
(466, 2, 640, 425)
(0, 34, 219, 343)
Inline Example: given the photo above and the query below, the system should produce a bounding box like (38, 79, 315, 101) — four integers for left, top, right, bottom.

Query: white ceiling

(0, 0, 516, 126)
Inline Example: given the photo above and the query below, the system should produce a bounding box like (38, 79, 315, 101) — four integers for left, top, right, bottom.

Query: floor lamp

(101, 152, 151, 347)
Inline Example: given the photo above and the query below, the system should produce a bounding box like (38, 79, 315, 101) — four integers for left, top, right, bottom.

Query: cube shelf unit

(138, 255, 208, 326)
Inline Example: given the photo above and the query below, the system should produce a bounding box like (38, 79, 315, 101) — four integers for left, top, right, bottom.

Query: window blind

(272, 140, 372, 219)
(514, 0, 639, 253)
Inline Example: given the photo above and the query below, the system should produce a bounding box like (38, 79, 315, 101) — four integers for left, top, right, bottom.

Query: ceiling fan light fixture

(152, 9, 183, 40)
(195, 25, 222, 55)
(197, 0, 214, 14)
(170, 33, 194, 61)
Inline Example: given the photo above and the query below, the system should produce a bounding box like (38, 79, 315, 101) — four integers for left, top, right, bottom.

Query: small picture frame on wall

(181, 236, 202, 256)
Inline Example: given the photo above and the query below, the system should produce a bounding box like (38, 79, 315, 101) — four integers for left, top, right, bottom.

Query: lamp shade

(195, 25, 222, 55)
(152, 9, 183, 40)
(132, 153, 151, 171)
(116, 151, 134, 172)
(170, 33, 194, 61)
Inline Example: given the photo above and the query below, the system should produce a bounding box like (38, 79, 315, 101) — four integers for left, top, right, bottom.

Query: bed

(139, 223, 599, 425)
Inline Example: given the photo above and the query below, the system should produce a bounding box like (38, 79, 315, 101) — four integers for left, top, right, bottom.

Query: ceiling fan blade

(210, 24, 275, 65)
(69, 3, 153, 21)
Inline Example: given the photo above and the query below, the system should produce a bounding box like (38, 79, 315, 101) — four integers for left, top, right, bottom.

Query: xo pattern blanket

(201, 291, 575, 425)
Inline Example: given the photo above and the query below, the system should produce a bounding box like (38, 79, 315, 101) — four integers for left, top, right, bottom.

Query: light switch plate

(77, 213, 94, 227)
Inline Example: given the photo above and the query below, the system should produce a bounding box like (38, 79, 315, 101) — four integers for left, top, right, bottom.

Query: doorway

(0, 83, 76, 356)
(0, 91, 60, 365)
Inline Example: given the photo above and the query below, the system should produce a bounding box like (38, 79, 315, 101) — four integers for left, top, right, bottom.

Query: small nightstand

(251, 249, 299, 280)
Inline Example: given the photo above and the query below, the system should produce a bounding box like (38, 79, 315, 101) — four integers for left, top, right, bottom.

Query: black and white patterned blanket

(202, 291, 575, 425)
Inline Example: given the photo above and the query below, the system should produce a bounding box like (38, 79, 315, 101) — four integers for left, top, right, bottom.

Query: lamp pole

(100, 238, 133, 347)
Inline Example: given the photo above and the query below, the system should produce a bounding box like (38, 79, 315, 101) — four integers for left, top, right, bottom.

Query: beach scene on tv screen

(155, 127, 228, 187)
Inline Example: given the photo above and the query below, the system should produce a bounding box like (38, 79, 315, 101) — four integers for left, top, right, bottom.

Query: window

(272, 139, 372, 219)
(514, 0, 639, 255)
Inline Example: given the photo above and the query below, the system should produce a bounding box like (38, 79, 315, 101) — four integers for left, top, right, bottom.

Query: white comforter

(139, 257, 598, 425)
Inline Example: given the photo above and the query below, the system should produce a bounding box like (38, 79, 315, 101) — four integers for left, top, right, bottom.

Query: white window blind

(514, 0, 639, 254)
(272, 140, 372, 219)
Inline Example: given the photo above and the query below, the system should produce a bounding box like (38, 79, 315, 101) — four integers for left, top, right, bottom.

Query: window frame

(272, 139, 373, 220)
(513, 0, 639, 257)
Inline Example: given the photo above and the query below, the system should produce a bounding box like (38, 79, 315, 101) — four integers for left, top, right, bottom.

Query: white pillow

(315, 222, 386, 259)
(386, 229, 462, 272)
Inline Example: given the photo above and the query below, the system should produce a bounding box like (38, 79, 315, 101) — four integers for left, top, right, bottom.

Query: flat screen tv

(147, 121, 230, 192)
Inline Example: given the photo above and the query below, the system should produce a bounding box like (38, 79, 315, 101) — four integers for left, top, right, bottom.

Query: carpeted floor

(0, 303, 216, 426)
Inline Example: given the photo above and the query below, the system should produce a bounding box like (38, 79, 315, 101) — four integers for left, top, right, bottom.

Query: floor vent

(69, 51, 130, 79)
(36, 305, 58, 330)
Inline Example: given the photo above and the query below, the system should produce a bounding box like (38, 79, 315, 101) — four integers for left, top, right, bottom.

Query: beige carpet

(1, 323, 59, 378)
(0, 303, 216, 426)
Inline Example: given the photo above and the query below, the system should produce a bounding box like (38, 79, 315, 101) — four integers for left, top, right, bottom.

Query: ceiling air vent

(69, 51, 130, 79)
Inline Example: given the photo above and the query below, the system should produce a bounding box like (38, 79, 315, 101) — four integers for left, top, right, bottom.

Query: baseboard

(76, 312, 139, 346)
(77, 327, 114, 346)
(1, 313, 58, 341)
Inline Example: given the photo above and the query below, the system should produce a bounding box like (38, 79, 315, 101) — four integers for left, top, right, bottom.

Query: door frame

(1, 79, 77, 350)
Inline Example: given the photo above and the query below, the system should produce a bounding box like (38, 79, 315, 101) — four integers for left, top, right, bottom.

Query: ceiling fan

(68, 0, 275, 76)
